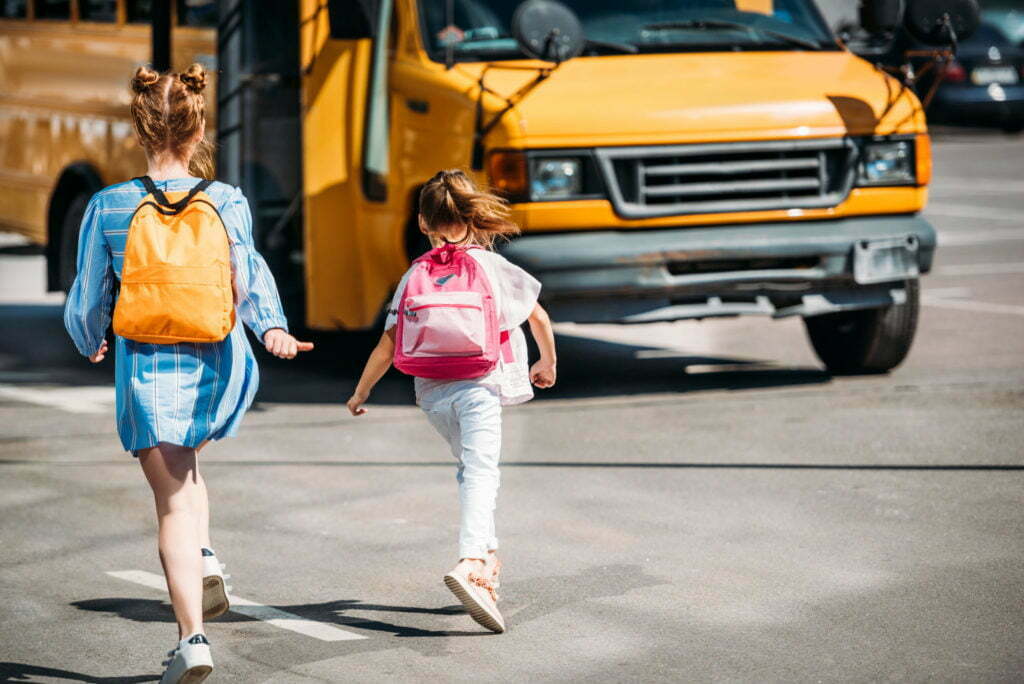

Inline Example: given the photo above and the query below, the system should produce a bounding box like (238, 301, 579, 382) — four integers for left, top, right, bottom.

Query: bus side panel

(299, 0, 377, 329)
(0, 17, 214, 261)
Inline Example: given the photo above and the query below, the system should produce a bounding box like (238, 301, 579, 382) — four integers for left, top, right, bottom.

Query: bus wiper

(643, 20, 823, 51)
(584, 38, 638, 54)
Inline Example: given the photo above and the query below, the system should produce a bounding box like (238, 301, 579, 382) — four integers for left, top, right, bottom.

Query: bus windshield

(418, 0, 836, 62)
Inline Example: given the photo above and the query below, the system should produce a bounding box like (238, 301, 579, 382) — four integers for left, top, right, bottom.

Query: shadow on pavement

(0, 661, 158, 682)
(71, 596, 481, 639)
(69, 564, 666, 643)
(279, 599, 485, 638)
(0, 303, 832, 406)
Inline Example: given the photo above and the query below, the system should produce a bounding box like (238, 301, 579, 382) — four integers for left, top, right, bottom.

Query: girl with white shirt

(346, 169, 557, 633)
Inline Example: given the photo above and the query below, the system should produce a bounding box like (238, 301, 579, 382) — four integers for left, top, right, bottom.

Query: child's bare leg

(139, 443, 205, 639)
(195, 441, 211, 549)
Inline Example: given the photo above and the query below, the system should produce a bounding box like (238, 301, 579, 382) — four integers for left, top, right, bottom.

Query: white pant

(421, 382, 502, 560)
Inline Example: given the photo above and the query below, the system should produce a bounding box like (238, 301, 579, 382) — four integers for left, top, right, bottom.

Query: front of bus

(405, 0, 936, 373)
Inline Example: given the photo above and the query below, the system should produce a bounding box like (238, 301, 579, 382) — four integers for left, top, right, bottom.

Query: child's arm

(527, 303, 557, 388)
(346, 328, 396, 415)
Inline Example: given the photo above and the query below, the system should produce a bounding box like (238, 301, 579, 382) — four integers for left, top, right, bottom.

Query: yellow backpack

(112, 176, 235, 344)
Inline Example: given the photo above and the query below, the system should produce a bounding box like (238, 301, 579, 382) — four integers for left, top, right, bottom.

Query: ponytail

(418, 170, 520, 249)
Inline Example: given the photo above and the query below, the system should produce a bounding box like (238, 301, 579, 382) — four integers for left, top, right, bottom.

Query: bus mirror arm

(874, 13, 961, 113)
(470, 64, 554, 170)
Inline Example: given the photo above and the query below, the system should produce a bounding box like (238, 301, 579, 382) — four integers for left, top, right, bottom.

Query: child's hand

(346, 391, 369, 416)
(530, 359, 557, 388)
(89, 339, 109, 364)
(264, 328, 314, 359)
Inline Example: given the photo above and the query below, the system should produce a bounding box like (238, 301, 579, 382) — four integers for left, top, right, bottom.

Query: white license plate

(971, 66, 1019, 85)
(853, 237, 920, 285)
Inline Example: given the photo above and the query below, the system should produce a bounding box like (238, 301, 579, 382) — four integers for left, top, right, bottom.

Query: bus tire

(58, 193, 90, 292)
(803, 280, 920, 375)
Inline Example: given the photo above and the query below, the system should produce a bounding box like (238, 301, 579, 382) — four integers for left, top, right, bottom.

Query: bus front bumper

(499, 215, 935, 324)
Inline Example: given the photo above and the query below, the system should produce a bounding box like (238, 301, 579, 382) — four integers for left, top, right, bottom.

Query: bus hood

(488, 51, 924, 146)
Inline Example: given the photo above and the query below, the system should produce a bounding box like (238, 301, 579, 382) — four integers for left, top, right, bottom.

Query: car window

(969, 23, 1012, 46)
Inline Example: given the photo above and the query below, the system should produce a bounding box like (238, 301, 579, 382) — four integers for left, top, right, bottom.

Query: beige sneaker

(443, 564, 505, 633)
(484, 554, 502, 600)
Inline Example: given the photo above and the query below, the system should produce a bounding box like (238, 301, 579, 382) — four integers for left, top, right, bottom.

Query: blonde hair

(129, 63, 214, 179)
(418, 169, 520, 249)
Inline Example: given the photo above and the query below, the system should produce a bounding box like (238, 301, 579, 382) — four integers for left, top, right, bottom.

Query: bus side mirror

(859, 0, 904, 36)
(903, 0, 979, 46)
(327, 0, 377, 40)
(511, 0, 585, 64)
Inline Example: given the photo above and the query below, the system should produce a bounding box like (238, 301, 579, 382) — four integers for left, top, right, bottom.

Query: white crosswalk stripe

(107, 570, 366, 642)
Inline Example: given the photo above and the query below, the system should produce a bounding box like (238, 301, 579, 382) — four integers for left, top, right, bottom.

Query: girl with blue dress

(64, 63, 311, 684)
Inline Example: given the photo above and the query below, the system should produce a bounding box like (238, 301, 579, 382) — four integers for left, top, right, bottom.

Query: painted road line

(937, 228, 1024, 246)
(0, 384, 113, 414)
(936, 262, 1024, 277)
(929, 179, 1024, 194)
(923, 287, 972, 298)
(106, 570, 366, 642)
(926, 203, 1021, 222)
(921, 296, 1024, 317)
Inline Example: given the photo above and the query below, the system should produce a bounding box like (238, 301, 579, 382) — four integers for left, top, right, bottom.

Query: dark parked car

(919, 22, 1024, 132)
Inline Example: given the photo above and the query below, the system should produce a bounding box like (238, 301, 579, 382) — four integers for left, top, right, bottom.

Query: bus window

(1, 0, 27, 18)
(33, 0, 69, 20)
(126, 0, 151, 23)
(79, 0, 117, 22)
(363, 0, 393, 201)
(177, 0, 216, 28)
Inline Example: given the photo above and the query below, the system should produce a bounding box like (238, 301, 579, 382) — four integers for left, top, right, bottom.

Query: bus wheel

(803, 280, 920, 375)
(58, 193, 90, 292)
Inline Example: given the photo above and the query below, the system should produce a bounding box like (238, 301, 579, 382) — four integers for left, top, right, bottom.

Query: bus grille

(594, 138, 856, 219)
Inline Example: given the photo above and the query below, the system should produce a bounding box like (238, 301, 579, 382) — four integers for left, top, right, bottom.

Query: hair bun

(179, 63, 207, 93)
(131, 65, 160, 94)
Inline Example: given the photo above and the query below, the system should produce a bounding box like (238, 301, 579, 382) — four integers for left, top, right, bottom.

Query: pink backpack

(394, 245, 512, 379)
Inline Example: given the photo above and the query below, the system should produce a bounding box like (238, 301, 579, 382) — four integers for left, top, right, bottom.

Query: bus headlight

(530, 158, 583, 200)
(857, 140, 915, 186)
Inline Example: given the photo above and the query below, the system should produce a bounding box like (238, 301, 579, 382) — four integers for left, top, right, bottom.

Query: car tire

(58, 193, 90, 292)
(803, 280, 920, 375)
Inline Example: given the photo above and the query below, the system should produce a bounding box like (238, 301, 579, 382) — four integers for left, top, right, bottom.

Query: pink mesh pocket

(401, 292, 486, 357)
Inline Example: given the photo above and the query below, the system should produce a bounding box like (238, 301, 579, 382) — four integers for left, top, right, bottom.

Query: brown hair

(129, 63, 213, 179)
(418, 170, 519, 249)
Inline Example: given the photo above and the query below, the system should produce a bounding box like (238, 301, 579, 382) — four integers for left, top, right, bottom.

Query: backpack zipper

(406, 303, 482, 312)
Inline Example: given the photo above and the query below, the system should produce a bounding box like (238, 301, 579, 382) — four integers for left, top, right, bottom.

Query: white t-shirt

(384, 250, 542, 406)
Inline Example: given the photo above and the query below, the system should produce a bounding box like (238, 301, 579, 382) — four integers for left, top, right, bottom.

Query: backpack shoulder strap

(133, 176, 214, 214)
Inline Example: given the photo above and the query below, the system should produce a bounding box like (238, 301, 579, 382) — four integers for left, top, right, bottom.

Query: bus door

(217, 0, 304, 311)
(298, 0, 406, 330)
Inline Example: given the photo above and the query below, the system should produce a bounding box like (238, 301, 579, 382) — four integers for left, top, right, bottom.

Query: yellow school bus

(0, 0, 216, 290)
(277, 0, 954, 373)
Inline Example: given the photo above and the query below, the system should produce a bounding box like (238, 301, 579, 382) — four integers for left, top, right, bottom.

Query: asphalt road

(1, 130, 1022, 683)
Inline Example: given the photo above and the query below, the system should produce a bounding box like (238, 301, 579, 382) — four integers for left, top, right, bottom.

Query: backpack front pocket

(114, 264, 234, 343)
(402, 291, 486, 357)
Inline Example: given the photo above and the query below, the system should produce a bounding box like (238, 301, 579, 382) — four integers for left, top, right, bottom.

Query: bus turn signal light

(915, 134, 932, 186)
(487, 150, 528, 199)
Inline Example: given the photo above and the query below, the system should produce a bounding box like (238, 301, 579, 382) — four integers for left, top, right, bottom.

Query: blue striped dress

(64, 177, 290, 453)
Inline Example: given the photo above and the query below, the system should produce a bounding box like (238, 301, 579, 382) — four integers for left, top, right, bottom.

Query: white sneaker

(443, 568, 506, 633)
(160, 633, 213, 684)
(201, 548, 230, 620)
